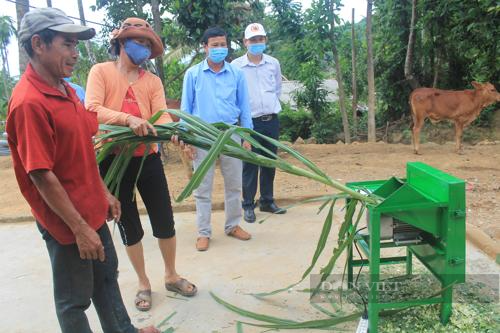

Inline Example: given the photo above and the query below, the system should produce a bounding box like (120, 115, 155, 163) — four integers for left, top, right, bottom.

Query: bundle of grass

(96, 110, 382, 329)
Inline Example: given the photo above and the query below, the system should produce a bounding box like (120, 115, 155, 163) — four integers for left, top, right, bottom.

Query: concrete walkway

(0, 204, 498, 332)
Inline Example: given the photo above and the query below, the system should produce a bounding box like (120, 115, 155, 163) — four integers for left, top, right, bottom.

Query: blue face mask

(248, 43, 266, 56)
(208, 47, 228, 63)
(124, 39, 151, 65)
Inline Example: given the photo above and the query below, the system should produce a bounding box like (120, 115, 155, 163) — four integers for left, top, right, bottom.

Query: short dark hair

(23, 28, 58, 58)
(201, 27, 227, 45)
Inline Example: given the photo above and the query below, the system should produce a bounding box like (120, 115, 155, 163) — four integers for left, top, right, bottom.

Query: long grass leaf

(313, 203, 365, 297)
(240, 312, 362, 329)
(176, 128, 236, 202)
(149, 111, 163, 124)
(157, 311, 177, 328)
(236, 321, 243, 333)
(161, 328, 175, 333)
(210, 292, 297, 325)
(302, 200, 336, 279)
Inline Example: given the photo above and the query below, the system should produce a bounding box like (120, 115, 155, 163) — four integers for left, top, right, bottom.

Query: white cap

(244, 23, 266, 39)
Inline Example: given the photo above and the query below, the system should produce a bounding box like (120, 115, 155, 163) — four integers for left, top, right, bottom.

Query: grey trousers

(193, 147, 242, 237)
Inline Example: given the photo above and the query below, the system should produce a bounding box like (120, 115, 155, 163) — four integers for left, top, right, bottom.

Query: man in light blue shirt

(233, 23, 287, 223)
(181, 27, 253, 251)
(64, 77, 85, 103)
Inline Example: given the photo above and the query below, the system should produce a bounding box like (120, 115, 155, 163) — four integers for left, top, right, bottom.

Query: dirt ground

(1, 141, 499, 243)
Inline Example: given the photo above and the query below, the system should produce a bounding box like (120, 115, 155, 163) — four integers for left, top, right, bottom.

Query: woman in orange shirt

(86, 18, 197, 312)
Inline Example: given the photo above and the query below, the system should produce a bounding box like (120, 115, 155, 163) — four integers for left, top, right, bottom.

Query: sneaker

(227, 226, 251, 240)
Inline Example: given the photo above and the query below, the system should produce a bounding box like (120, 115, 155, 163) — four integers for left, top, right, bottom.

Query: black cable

(3, 0, 114, 29)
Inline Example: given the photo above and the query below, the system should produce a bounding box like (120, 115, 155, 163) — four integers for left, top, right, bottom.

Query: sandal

(135, 290, 152, 311)
(165, 278, 198, 297)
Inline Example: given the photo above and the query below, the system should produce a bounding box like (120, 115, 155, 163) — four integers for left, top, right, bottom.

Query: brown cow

(410, 81, 500, 154)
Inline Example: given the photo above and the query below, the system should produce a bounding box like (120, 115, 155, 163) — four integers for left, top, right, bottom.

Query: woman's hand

(171, 135, 196, 160)
(126, 115, 157, 136)
(242, 141, 252, 150)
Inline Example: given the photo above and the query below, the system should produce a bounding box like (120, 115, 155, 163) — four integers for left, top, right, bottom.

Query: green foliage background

(2, 0, 499, 141)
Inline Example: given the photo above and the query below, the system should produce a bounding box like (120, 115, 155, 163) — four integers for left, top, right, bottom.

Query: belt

(253, 114, 277, 122)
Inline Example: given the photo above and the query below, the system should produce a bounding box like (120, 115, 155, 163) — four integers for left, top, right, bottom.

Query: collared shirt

(181, 59, 253, 129)
(6, 63, 108, 245)
(232, 53, 282, 118)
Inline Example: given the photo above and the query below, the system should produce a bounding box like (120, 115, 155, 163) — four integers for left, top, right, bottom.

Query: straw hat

(110, 17, 164, 59)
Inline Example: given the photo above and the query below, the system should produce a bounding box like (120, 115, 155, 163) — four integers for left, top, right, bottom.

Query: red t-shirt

(6, 64, 108, 245)
(120, 72, 151, 156)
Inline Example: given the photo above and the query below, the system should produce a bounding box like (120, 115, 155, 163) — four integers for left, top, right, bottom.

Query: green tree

(72, 41, 110, 88)
(0, 15, 16, 100)
(93, 0, 149, 34)
(374, 0, 499, 123)
(262, 0, 305, 79)
(166, 0, 264, 51)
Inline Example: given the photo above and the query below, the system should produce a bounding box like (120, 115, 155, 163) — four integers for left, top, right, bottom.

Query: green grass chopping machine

(346, 162, 466, 332)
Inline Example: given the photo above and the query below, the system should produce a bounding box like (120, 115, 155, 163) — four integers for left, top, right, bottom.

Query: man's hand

(106, 192, 121, 222)
(74, 222, 105, 262)
(242, 141, 252, 150)
(126, 115, 157, 137)
(138, 326, 160, 333)
(29, 169, 106, 262)
(171, 135, 196, 160)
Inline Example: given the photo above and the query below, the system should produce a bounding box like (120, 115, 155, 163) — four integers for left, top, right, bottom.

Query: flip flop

(135, 290, 152, 312)
(165, 278, 198, 297)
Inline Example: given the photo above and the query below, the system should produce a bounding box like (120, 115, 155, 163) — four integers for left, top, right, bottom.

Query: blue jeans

(37, 222, 137, 333)
(242, 115, 280, 209)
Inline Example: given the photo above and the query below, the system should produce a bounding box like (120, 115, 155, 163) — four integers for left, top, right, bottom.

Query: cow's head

(471, 81, 500, 107)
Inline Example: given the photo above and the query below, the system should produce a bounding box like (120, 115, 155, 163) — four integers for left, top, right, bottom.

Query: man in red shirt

(7, 8, 158, 333)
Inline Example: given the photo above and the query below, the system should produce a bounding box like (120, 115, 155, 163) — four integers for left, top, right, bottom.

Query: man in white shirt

(233, 23, 287, 223)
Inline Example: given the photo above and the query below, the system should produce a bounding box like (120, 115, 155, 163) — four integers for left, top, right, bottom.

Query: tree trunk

(351, 8, 358, 139)
(151, 0, 165, 86)
(77, 0, 95, 64)
(366, 0, 376, 142)
(404, 0, 420, 89)
(2, 40, 11, 77)
(328, 1, 350, 144)
(432, 53, 440, 88)
(16, 0, 30, 73)
(46, 0, 52, 7)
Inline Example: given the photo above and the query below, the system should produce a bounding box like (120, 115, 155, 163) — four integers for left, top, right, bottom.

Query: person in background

(181, 27, 253, 251)
(232, 23, 287, 223)
(86, 17, 197, 312)
(6, 8, 159, 333)
(64, 77, 85, 103)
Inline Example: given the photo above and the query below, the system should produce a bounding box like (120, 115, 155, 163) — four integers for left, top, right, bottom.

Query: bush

(278, 104, 313, 142)
(311, 103, 344, 143)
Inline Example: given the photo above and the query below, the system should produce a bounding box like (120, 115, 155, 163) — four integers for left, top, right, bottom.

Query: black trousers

(242, 114, 280, 209)
(99, 152, 175, 246)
